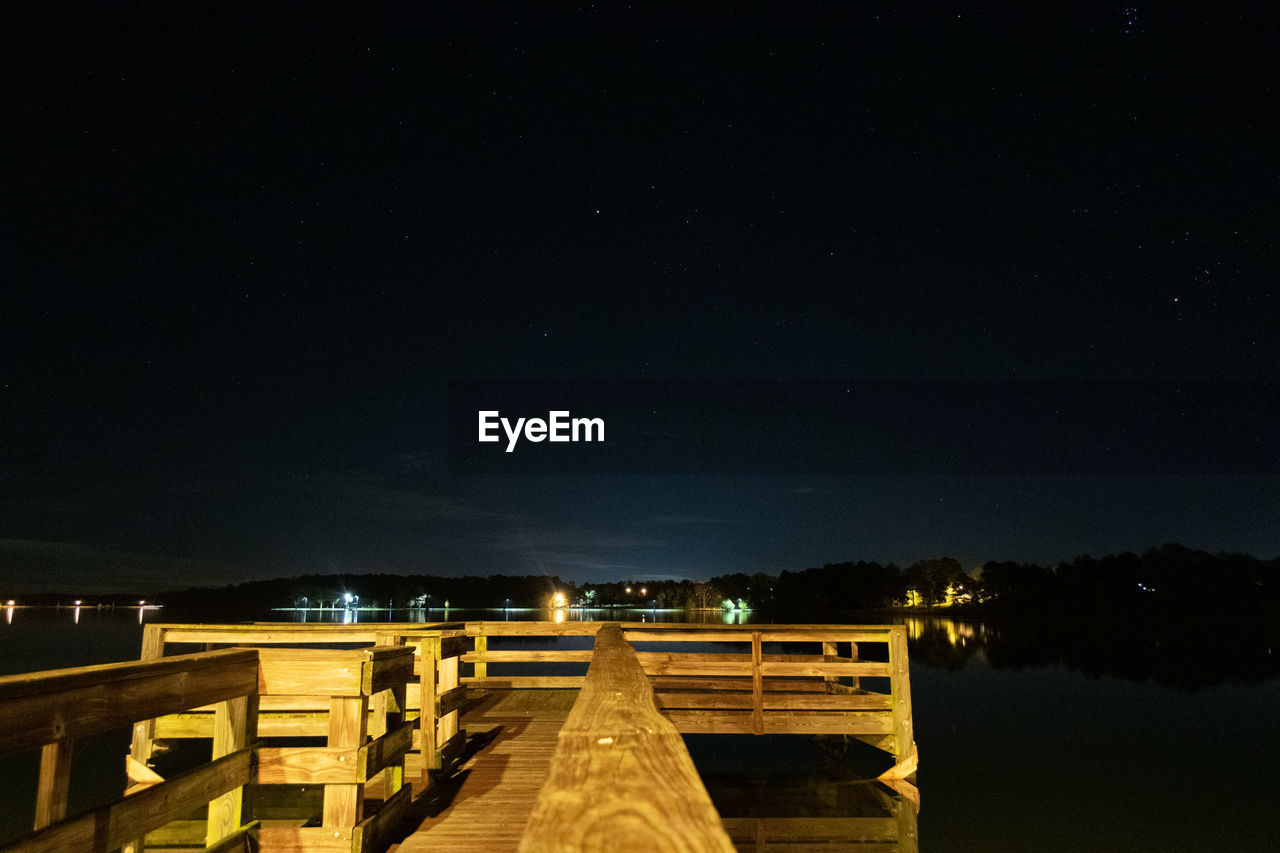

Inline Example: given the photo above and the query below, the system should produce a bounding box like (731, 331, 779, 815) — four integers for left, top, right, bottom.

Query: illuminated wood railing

(519, 623, 735, 852)
(136, 622, 469, 787)
(463, 620, 917, 774)
(0, 649, 259, 853)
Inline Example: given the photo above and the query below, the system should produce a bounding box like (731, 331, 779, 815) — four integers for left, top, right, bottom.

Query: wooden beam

(460, 650, 594, 663)
(362, 646, 416, 696)
(758, 660, 890, 678)
(887, 625, 918, 768)
(353, 784, 411, 853)
(33, 740, 73, 829)
(750, 631, 764, 735)
(461, 676, 585, 689)
(322, 695, 368, 828)
(519, 623, 734, 852)
(206, 694, 255, 847)
(2, 748, 252, 853)
(0, 650, 258, 753)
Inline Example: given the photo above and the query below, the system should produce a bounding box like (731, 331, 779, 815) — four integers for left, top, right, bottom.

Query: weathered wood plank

(0, 650, 258, 753)
(640, 660, 755, 677)
(519, 623, 734, 852)
(365, 720, 413, 781)
(887, 624, 918, 770)
(461, 650, 594, 663)
(648, 676, 829, 693)
(759, 660, 890, 677)
(750, 631, 764, 735)
(462, 676, 585, 689)
(623, 630, 754, 644)
(322, 694, 368, 828)
(353, 784, 410, 853)
(257, 651, 361, 696)
(206, 694, 255, 847)
(255, 826, 353, 853)
(363, 646, 416, 696)
(467, 621, 605, 636)
(33, 740, 73, 829)
(2, 749, 252, 853)
(436, 684, 467, 718)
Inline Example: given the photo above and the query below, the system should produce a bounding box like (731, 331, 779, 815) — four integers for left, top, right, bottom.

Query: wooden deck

(1, 620, 917, 853)
(393, 691, 577, 853)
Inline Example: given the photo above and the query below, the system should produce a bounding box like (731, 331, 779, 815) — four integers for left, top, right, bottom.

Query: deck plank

(393, 691, 575, 853)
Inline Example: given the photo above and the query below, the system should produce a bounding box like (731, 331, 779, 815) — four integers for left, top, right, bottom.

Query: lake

(1, 605, 1276, 850)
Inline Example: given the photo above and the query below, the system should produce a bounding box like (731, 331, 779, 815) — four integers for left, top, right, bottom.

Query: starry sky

(2, 2, 1277, 593)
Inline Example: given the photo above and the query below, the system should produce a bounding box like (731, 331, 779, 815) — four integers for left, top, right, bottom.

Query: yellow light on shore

(552, 592, 566, 608)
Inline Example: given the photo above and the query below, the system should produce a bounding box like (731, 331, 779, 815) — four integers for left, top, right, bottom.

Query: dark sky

(2, 2, 1277, 593)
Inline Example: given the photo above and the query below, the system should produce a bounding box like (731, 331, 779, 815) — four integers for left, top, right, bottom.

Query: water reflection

(707, 774, 918, 851)
(902, 613, 1279, 690)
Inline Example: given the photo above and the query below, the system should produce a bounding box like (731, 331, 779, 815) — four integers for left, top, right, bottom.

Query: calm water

(1, 606, 1276, 850)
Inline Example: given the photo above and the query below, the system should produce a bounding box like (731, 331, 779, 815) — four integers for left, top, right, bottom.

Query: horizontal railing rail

(459, 620, 916, 773)
(136, 622, 469, 790)
(464, 620, 602, 690)
(0, 649, 260, 853)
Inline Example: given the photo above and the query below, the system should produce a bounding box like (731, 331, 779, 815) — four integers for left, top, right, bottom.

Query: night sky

(3, 2, 1277, 594)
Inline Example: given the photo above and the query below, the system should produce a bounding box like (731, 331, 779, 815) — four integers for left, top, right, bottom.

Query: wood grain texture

(206, 694, 255, 847)
(398, 703, 570, 853)
(322, 695, 368, 828)
(3, 748, 252, 853)
(887, 625, 918, 769)
(0, 650, 257, 752)
(518, 623, 734, 853)
(33, 740, 73, 829)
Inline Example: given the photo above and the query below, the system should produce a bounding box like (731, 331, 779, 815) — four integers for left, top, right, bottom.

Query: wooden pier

(0, 620, 918, 853)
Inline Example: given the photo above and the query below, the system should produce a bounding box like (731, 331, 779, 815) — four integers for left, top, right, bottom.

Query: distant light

(139, 600, 146, 606)
(625, 587, 632, 594)
(74, 600, 82, 606)
(552, 592, 566, 608)
(344, 592, 354, 604)
(640, 587, 647, 596)
(5, 600, 13, 607)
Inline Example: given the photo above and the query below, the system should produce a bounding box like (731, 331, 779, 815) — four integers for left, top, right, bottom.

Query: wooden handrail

(0, 650, 259, 853)
(518, 623, 735, 852)
(0, 650, 258, 753)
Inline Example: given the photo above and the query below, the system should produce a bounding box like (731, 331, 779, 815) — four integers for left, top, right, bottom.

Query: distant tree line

(149, 543, 1278, 623)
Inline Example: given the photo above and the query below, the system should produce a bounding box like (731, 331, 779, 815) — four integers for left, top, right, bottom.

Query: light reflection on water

(3, 608, 1277, 849)
(277, 605, 755, 625)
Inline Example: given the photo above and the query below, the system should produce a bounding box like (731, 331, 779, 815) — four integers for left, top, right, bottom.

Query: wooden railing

(0, 650, 259, 853)
(136, 622, 469, 787)
(519, 623, 735, 852)
(464, 620, 602, 689)
(462, 620, 917, 773)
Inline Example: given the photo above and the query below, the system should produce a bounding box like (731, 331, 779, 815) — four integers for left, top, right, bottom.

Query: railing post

(418, 636, 439, 788)
(437, 635, 461, 770)
(206, 693, 256, 847)
(822, 641, 838, 692)
(123, 624, 166, 853)
(382, 681, 408, 798)
(323, 695, 369, 827)
(34, 739, 73, 829)
(885, 625, 918, 776)
(473, 628, 487, 680)
(750, 630, 764, 735)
